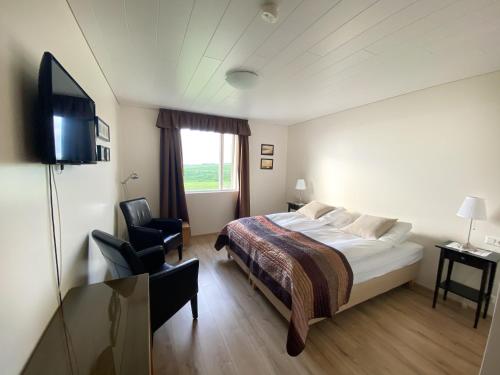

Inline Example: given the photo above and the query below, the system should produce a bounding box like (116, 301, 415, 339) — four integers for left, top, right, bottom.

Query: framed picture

(260, 158, 273, 170)
(95, 116, 110, 142)
(104, 147, 111, 161)
(97, 145, 111, 161)
(261, 144, 274, 155)
(96, 145, 104, 161)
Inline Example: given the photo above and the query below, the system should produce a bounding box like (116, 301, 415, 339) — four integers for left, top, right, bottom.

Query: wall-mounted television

(38, 52, 97, 164)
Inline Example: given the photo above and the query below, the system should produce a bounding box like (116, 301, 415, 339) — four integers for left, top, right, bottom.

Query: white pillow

(318, 207, 343, 223)
(297, 201, 334, 219)
(341, 215, 398, 240)
(320, 208, 360, 228)
(378, 222, 412, 245)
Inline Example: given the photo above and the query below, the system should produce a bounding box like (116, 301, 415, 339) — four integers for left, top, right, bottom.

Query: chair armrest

(129, 225, 164, 250)
(136, 245, 165, 272)
(149, 259, 199, 300)
(148, 218, 183, 234)
(149, 259, 199, 330)
(150, 258, 199, 284)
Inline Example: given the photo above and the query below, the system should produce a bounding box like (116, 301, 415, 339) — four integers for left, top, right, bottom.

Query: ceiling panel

(204, 0, 260, 60)
(286, 0, 456, 85)
(253, 0, 340, 59)
(68, 0, 500, 125)
(183, 56, 221, 100)
(309, 0, 416, 56)
(302, 50, 375, 90)
(156, 0, 194, 64)
(124, 0, 157, 47)
(258, 0, 378, 77)
(174, 0, 229, 95)
(416, 1, 500, 53)
(366, 0, 496, 54)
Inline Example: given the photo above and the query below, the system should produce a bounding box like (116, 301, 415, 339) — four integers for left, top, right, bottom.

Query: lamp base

(458, 242, 480, 253)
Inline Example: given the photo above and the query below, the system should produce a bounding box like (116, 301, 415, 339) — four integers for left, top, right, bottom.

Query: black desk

(287, 201, 305, 212)
(432, 242, 500, 328)
(23, 274, 150, 374)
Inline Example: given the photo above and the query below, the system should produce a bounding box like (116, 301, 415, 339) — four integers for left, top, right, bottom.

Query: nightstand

(287, 201, 305, 212)
(432, 241, 500, 328)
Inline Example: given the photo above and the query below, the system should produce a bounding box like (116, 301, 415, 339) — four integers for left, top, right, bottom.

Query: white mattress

(267, 212, 423, 284)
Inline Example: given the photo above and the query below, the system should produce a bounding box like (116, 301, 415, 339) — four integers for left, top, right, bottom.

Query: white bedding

(267, 212, 423, 284)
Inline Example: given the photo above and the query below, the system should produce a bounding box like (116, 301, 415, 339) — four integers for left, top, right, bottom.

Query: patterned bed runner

(215, 216, 353, 356)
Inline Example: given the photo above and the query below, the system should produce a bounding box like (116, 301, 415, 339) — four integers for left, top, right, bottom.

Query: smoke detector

(261, 2, 279, 24)
(225, 70, 259, 90)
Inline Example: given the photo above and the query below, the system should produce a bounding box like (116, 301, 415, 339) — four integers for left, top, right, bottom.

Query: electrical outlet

(485, 235, 500, 247)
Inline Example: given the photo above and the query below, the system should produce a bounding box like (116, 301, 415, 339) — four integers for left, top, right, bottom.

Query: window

(181, 129, 236, 192)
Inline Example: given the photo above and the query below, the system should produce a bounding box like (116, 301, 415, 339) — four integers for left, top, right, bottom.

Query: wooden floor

(153, 234, 491, 375)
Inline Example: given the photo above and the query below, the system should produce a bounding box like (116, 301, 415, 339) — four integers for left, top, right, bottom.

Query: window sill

(185, 190, 238, 195)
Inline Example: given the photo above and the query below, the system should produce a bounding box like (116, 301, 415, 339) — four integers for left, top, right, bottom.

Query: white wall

(118, 107, 288, 235)
(249, 122, 288, 216)
(481, 287, 500, 374)
(117, 106, 159, 235)
(186, 191, 238, 235)
(0, 0, 120, 373)
(287, 71, 500, 306)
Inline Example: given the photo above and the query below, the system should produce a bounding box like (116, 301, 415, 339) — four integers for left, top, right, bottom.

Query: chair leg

(190, 295, 198, 319)
(177, 245, 183, 260)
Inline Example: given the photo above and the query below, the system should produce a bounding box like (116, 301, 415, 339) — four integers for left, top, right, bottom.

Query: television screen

(38, 52, 97, 164)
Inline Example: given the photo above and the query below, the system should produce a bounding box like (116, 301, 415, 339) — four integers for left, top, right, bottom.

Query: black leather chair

(91, 230, 199, 332)
(120, 198, 184, 260)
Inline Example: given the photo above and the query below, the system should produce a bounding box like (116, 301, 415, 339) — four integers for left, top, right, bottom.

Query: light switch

(485, 236, 500, 247)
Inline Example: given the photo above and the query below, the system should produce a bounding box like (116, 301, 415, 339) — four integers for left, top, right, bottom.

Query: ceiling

(68, 0, 500, 125)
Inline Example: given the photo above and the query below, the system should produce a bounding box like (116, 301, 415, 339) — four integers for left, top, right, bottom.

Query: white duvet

(266, 212, 423, 284)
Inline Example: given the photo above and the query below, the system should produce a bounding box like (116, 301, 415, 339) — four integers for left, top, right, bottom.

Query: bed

(215, 210, 423, 356)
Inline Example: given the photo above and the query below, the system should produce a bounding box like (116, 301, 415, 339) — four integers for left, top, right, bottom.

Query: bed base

(226, 247, 420, 325)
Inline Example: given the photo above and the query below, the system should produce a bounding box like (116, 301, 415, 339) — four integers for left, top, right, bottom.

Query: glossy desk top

(23, 274, 150, 375)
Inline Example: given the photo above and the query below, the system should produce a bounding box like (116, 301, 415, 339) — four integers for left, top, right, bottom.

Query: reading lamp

(121, 172, 139, 198)
(456, 196, 487, 250)
(295, 179, 306, 203)
(121, 172, 139, 185)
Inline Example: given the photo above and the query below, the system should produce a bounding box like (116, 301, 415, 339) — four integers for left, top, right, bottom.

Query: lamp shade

(295, 179, 306, 190)
(456, 196, 487, 220)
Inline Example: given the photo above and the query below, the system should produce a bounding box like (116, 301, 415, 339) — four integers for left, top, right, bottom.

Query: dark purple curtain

(156, 109, 251, 221)
(235, 135, 250, 218)
(156, 108, 251, 135)
(159, 127, 189, 222)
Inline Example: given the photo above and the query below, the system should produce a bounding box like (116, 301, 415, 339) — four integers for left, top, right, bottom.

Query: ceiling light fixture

(261, 2, 279, 24)
(225, 70, 259, 90)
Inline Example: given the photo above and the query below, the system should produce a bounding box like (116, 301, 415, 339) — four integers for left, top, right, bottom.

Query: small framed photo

(97, 145, 111, 161)
(260, 158, 273, 170)
(95, 116, 110, 142)
(261, 144, 274, 155)
(104, 147, 110, 161)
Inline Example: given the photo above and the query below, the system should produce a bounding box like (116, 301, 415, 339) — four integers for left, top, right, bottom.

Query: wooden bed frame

(226, 247, 420, 325)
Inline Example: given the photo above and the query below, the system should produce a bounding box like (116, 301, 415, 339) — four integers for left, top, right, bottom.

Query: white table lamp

(295, 179, 306, 203)
(456, 196, 487, 249)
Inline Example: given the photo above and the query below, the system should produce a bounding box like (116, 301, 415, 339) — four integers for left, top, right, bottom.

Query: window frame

(181, 130, 238, 194)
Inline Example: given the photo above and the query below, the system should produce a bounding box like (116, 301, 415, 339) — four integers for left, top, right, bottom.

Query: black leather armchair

(120, 197, 184, 260)
(91, 230, 199, 332)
